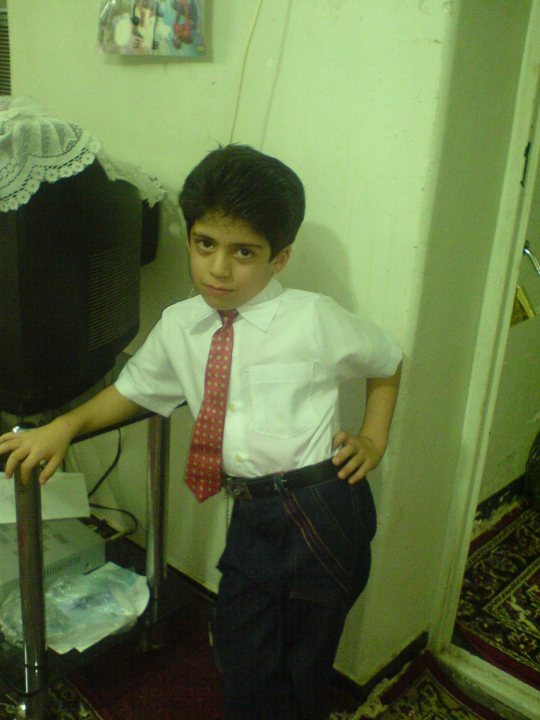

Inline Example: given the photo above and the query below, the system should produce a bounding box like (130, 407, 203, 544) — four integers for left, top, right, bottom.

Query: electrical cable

(89, 502, 139, 537)
(228, 0, 264, 143)
(88, 429, 122, 498)
(86, 428, 140, 537)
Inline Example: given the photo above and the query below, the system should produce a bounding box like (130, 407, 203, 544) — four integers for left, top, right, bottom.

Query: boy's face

(187, 213, 291, 310)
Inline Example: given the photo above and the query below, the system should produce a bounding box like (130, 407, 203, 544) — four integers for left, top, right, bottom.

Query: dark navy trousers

(212, 469, 377, 720)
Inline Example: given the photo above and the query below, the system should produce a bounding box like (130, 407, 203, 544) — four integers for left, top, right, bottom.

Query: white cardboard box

(0, 472, 90, 523)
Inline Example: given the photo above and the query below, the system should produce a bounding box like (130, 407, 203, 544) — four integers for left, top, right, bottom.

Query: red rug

(0, 586, 357, 719)
(350, 653, 506, 720)
(69, 594, 224, 720)
(456, 503, 540, 689)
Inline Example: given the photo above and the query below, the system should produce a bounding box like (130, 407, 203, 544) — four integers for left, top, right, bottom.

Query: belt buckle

(272, 474, 290, 496)
(224, 478, 252, 501)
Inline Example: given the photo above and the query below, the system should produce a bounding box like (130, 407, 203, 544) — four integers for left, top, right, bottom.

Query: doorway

(451, 171, 540, 690)
(431, 2, 540, 715)
(478, 205, 540, 510)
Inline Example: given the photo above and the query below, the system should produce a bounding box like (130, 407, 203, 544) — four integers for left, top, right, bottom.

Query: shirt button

(234, 453, 244, 463)
(228, 402, 235, 411)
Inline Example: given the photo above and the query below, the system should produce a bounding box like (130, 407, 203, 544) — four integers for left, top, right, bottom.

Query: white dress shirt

(115, 279, 402, 478)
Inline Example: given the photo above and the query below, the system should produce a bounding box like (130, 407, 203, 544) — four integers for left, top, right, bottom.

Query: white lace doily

(97, 149, 166, 208)
(0, 96, 165, 212)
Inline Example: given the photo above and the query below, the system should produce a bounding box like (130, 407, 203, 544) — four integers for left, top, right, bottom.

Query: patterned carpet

(342, 653, 505, 720)
(456, 502, 540, 689)
(0, 678, 107, 719)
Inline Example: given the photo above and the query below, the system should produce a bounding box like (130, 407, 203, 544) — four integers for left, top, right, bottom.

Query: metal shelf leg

(14, 466, 49, 720)
(144, 415, 170, 649)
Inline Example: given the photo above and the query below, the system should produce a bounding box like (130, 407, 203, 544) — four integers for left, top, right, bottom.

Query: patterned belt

(221, 459, 337, 501)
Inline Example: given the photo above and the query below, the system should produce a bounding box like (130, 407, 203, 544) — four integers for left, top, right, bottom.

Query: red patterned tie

(185, 310, 238, 501)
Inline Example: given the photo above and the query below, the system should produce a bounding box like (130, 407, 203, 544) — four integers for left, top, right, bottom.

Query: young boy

(0, 145, 402, 720)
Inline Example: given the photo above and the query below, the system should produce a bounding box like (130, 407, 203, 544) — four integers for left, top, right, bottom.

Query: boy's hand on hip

(331, 431, 385, 484)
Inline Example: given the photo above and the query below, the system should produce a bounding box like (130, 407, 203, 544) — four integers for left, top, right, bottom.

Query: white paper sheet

(0, 472, 90, 523)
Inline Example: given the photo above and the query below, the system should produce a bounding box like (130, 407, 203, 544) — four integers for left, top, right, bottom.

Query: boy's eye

(196, 238, 214, 251)
(236, 247, 253, 259)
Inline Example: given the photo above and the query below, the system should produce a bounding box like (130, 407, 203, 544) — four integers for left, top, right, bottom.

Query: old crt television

(0, 161, 143, 416)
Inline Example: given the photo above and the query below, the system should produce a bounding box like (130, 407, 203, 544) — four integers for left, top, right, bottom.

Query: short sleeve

(314, 295, 402, 379)
(115, 318, 186, 416)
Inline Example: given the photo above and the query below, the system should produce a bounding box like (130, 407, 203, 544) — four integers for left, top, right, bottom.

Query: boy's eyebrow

(191, 232, 266, 251)
(231, 241, 266, 250)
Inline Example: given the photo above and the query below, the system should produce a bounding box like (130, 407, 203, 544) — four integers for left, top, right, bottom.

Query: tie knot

(219, 310, 238, 328)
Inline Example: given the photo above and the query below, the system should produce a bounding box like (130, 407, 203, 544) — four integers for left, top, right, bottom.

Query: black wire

(88, 429, 122, 498)
(89, 502, 139, 536)
(86, 429, 140, 536)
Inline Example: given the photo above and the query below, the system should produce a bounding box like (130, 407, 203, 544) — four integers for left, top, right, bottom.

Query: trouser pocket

(286, 478, 376, 606)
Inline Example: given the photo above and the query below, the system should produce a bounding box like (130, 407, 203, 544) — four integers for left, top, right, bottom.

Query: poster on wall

(98, 0, 206, 57)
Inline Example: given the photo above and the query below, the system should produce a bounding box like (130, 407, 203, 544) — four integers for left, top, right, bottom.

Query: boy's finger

(337, 452, 364, 479)
(0, 436, 17, 455)
(4, 448, 24, 478)
(332, 435, 358, 461)
(38, 458, 57, 485)
(333, 446, 353, 467)
(15, 456, 33, 484)
(347, 466, 368, 485)
(331, 431, 348, 450)
(7, 448, 38, 484)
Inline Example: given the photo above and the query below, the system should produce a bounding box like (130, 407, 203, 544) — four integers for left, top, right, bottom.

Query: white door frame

(430, 0, 540, 711)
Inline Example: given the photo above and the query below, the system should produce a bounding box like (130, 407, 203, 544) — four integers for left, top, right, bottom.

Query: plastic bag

(0, 562, 149, 654)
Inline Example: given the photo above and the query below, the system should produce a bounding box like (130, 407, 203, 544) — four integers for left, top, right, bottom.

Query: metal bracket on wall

(523, 240, 540, 276)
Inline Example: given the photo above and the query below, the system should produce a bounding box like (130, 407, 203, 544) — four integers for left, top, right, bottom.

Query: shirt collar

(186, 278, 284, 332)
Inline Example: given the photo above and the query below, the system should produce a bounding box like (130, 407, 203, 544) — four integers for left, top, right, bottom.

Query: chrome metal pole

(14, 460, 49, 719)
(144, 414, 170, 649)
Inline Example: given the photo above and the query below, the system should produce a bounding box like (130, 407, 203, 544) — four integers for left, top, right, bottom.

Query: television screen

(0, 161, 142, 416)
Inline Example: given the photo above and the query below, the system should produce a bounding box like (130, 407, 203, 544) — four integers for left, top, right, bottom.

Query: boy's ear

(271, 245, 292, 274)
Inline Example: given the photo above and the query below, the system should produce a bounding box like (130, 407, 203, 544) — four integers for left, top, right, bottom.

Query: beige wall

(6, 0, 535, 684)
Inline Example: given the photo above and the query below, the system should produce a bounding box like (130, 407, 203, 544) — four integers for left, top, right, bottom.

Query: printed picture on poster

(98, 0, 206, 57)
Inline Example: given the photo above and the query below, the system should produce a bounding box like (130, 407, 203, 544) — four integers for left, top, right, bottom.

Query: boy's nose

(210, 251, 231, 278)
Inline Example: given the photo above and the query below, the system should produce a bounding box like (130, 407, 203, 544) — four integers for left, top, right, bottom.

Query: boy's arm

(0, 385, 143, 485)
(332, 362, 402, 484)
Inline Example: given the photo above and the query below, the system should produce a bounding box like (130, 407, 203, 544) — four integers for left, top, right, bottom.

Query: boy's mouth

(203, 284, 234, 297)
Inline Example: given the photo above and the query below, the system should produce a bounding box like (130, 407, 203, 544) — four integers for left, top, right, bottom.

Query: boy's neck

(238, 277, 283, 309)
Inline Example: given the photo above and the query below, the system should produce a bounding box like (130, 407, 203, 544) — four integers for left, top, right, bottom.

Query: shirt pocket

(247, 362, 317, 439)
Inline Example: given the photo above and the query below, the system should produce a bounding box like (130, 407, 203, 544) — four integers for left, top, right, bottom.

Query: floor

(76, 528, 360, 719)
(452, 481, 539, 695)
(2, 501, 536, 719)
